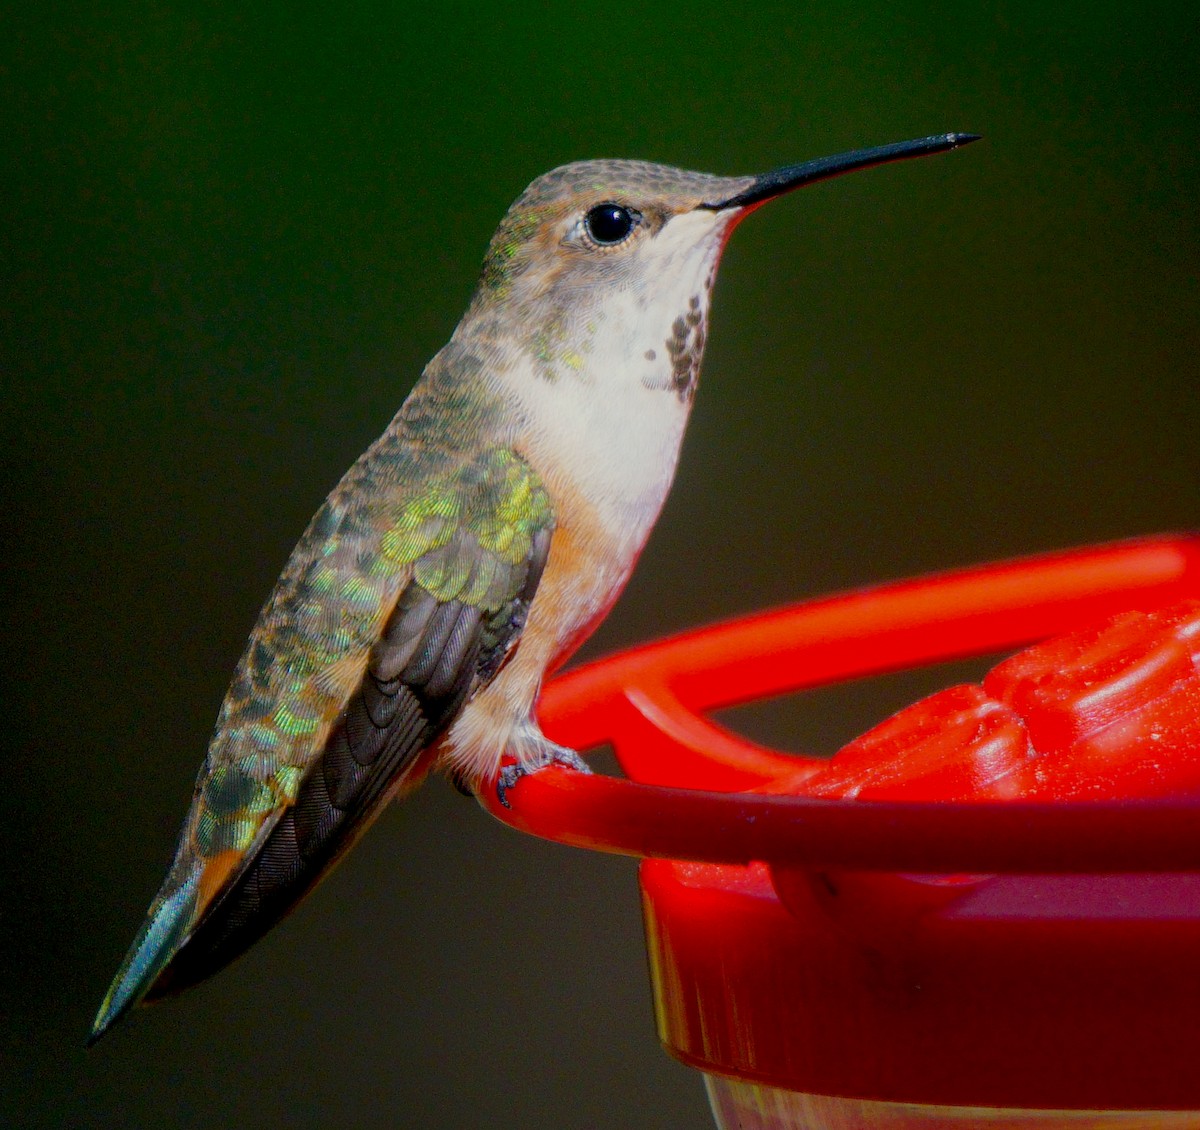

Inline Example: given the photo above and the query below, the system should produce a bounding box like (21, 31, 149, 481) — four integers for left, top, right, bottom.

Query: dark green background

(5, 4, 1198, 1127)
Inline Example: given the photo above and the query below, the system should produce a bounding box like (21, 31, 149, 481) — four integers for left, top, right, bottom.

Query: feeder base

(704, 1076, 1200, 1130)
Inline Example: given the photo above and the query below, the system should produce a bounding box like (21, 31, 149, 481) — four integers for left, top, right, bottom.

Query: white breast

(525, 352, 690, 547)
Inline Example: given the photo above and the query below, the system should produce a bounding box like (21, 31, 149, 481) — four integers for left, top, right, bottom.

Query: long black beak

(705, 132, 981, 211)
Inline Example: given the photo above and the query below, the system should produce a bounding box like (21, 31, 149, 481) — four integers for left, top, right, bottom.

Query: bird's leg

(497, 737, 591, 809)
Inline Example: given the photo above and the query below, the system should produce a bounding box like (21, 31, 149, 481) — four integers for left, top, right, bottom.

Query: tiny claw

(496, 764, 522, 809)
(495, 744, 591, 809)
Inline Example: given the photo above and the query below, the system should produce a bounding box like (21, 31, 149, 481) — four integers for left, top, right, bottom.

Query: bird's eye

(583, 203, 637, 246)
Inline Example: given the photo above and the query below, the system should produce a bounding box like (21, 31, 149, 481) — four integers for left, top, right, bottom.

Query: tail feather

(88, 868, 201, 1046)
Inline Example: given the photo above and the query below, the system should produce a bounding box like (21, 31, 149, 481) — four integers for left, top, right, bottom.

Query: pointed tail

(88, 868, 201, 1046)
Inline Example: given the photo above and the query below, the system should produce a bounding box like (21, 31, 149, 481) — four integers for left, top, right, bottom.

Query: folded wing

(91, 446, 553, 1041)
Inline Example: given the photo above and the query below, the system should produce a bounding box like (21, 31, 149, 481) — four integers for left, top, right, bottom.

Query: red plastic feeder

(481, 535, 1200, 1128)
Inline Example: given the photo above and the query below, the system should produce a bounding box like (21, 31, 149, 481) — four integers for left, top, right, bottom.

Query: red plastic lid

(481, 535, 1200, 1108)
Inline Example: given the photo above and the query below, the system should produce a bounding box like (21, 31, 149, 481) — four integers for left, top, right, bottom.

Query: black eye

(584, 203, 636, 245)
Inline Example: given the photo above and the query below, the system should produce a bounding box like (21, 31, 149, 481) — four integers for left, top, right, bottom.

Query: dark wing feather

(146, 524, 551, 998)
(91, 413, 558, 1045)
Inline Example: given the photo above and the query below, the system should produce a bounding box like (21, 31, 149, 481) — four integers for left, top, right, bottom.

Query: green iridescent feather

(91, 355, 554, 1041)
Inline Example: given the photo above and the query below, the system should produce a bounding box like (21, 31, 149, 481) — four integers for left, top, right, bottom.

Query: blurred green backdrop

(5, 3, 1198, 1127)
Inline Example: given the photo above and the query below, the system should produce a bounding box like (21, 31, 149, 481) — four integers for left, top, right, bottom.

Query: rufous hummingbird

(90, 132, 978, 1043)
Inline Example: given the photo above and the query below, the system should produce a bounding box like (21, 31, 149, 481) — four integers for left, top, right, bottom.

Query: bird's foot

(497, 742, 591, 809)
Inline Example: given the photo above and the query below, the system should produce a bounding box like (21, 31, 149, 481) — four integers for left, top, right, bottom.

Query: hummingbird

(90, 131, 978, 1043)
